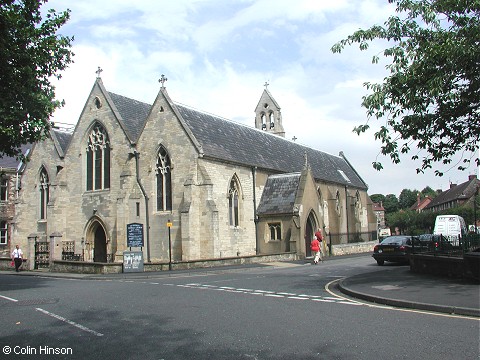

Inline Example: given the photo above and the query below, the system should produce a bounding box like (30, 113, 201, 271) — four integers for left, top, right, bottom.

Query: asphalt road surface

(0, 254, 478, 359)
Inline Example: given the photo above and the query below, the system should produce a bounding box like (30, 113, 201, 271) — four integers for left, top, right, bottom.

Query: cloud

(45, 0, 478, 197)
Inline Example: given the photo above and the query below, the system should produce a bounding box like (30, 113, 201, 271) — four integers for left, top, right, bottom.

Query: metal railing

(412, 234, 480, 256)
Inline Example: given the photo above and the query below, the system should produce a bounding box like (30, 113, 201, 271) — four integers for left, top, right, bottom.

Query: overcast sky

(45, 0, 479, 197)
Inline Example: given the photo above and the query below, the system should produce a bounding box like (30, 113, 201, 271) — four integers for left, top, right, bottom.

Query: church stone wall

(13, 137, 61, 261)
(197, 158, 257, 258)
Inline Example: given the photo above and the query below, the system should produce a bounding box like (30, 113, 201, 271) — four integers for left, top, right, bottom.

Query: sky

(44, 0, 479, 197)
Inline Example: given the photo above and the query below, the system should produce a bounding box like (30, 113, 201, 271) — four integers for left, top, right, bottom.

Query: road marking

(0, 295, 19, 302)
(35, 308, 104, 336)
(172, 283, 360, 305)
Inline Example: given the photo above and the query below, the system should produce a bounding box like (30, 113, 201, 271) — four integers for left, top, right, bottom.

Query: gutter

(133, 150, 150, 262)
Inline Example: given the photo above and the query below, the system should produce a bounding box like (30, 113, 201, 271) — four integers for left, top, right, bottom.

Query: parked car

(372, 235, 419, 265)
(418, 233, 454, 252)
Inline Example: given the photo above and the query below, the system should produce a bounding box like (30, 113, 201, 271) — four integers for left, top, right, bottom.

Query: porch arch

(85, 218, 108, 263)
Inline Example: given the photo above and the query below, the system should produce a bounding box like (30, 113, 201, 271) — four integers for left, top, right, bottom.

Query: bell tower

(254, 82, 285, 137)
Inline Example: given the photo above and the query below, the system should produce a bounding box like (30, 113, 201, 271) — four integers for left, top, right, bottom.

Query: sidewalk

(338, 266, 480, 317)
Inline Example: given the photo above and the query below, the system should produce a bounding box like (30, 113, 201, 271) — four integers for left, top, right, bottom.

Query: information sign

(127, 223, 144, 248)
(123, 251, 144, 273)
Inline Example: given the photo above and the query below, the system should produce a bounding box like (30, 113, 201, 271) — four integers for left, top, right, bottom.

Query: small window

(228, 177, 240, 227)
(39, 168, 49, 220)
(136, 202, 140, 217)
(0, 221, 7, 245)
(0, 178, 7, 201)
(156, 146, 172, 211)
(268, 223, 281, 241)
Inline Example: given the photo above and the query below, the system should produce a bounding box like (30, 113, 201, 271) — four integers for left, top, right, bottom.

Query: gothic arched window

(228, 176, 240, 227)
(86, 123, 110, 191)
(156, 146, 172, 211)
(39, 168, 49, 220)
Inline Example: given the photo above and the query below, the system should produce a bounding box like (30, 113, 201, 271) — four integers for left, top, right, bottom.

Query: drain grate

(16, 298, 59, 306)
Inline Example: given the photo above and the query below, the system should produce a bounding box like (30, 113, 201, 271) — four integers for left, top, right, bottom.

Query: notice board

(127, 223, 144, 248)
(123, 251, 144, 273)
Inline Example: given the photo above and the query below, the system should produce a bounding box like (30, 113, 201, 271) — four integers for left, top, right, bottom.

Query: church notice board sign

(127, 223, 144, 248)
(123, 251, 144, 273)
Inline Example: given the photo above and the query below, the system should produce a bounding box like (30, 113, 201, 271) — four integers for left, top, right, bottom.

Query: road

(0, 254, 478, 359)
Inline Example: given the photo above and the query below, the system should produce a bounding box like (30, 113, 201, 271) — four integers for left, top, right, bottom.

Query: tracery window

(269, 223, 281, 241)
(156, 146, 172, 211)
(228, 177, 240, 227)
(86, 123, 110, 191)
(0, 221, 7, 245)
(39, 168, 49, 220)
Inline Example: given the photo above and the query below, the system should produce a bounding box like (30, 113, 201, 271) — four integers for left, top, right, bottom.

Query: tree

(398, 188, 418, 209)
(383, 194, 399, 213)
(332, 0, 480, 176)
(421, 186, 438, 199)
(370, 193, 385, 205)
(0, 0, 73, 159)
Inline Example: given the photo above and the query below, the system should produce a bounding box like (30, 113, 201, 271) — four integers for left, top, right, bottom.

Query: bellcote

(254, 84, 285, 137)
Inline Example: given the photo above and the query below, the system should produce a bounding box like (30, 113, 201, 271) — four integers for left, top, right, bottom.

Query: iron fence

(412, 233, 480, 257)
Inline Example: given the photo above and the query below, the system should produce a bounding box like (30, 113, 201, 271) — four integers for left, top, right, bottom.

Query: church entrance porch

(304, 211, 318, 257)
(85, 219, 108, 263)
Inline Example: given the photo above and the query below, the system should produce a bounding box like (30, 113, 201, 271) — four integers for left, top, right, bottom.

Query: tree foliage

(332, 0, 480, 176)
(0, 0, 73, 159)
(370, 193, 385, 205)
(383, 193, 399, 213)
(398, 188, 419, 209)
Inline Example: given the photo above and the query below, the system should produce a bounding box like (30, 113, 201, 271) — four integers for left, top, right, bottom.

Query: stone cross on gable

(264, 81, 269, 90)
(95, 66, 103, 78)
(159, 74, 168, 88)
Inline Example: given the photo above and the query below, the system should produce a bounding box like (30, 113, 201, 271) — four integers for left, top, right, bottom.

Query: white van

(433, 215, 467, 246)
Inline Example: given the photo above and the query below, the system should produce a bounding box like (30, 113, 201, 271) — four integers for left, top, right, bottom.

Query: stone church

(11, 74, 377, 267)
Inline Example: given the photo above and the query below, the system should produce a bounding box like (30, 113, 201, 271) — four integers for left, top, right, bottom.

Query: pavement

(337, 266, 480, 318)
(1, 258, 479, 318)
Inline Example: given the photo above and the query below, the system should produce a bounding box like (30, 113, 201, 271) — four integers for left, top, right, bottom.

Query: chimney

(468, 174, 477, 181)
(450, 183, 457, 189)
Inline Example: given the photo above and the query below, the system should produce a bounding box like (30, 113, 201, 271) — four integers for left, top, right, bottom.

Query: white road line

(36, 308, 104, 337)
(0, 294, 18, 302)
(287, 296, 309, 300)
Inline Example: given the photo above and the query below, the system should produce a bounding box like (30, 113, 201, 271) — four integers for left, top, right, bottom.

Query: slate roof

(104, 87, 368, 190)
(425, 177, 479, 209)
(52, 130, 72, 154)
(175, 104, 368, 189)
(257, 173, 301, 215)
(108, 92, 151, 142)
(0, 144, 32, 171)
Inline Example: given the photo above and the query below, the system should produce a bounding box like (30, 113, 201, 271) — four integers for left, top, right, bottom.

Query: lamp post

(167, 219, 172, 271)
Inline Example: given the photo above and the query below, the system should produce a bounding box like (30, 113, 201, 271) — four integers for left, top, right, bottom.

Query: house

(12, 75, 377, 269)
(0, 145, 32, 257)
(372, 202, 385, 229)
(425, 175, 479, 213)
(410, 195, 433, 213)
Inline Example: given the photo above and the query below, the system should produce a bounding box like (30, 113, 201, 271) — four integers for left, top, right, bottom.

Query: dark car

(372, 235, 419, 265)
(418, 233, 454, 252)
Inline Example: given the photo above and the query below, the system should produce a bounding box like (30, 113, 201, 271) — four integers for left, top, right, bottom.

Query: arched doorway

(94, 225, 107, 262)
(305, 211, 317, 257)
(86, 220, 108, 263)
